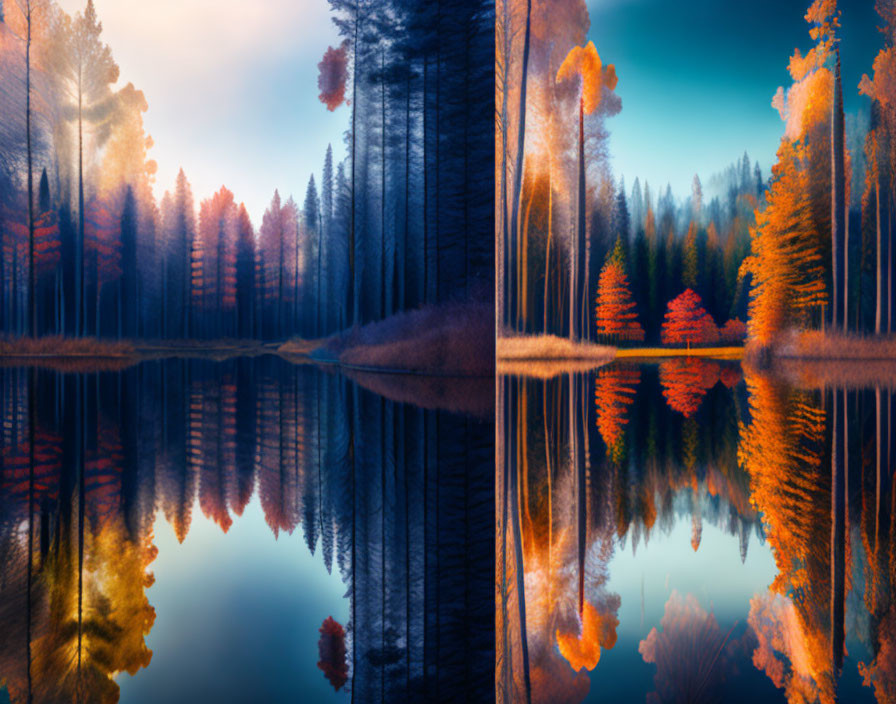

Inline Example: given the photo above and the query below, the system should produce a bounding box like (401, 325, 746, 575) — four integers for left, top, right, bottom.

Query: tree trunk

(78, 76, 85, 337)
(831, 388, 845, 674)
(831, 50, 846, 332)
(25, 2, 35, 337)
(507, 0, 532, 333)
(381, 48, 387, 320)
(573, 96, 587, 340)
(349, 9, 359, 327)
(876, 141, 884, 334)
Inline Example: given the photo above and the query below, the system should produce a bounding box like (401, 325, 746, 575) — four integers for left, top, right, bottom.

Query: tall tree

(12, 0, 42, 336)
(556, 41, 618, 341)
(594, 241, 644, 343)
(304, 174, 321, 336)
(49, 0, 119, 336)
(860, 1, 896, 334)
(831, 48, 847, 331)
(234, 203, 255, 339)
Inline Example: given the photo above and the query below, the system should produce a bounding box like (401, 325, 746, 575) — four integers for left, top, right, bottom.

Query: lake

(3, 356, 895, 703)
(498, 359, 895, 704)
(0, 358, 493, 703)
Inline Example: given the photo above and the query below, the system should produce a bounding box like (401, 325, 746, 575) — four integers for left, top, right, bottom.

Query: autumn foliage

(659, 358, 720, 418)
(594, 365, 640, 456)
(719, 318, 747, 344)
(555, 41, 618, 116)
(594, 259, 645, 343)
(660, 289, 719, 346)
(318, 616, 349, 691)
(556, 601, 619, 673)
(318, 42, 349, 111)
(741, 140, 825, 345)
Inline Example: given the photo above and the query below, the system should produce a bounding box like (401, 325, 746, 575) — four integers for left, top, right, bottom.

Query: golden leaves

(555, 41, 617, 115)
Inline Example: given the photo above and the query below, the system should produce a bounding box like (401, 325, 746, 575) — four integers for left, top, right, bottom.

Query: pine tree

(741, 140, 826, 345)
(595, 241, 644, 343)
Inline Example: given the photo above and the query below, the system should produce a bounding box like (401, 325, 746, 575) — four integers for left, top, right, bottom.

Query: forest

(498, 0, 896, 351)
(0, 0, 493, 344)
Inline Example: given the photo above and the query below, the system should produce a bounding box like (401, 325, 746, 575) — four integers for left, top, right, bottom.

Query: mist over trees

(0, 0, 494, 341)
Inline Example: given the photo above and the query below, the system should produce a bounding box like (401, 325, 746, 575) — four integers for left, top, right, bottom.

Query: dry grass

(497, 334, 615, 362)
(0, 335, 136, 357)
(765, 358, 896, 390)
(497, 358, 614, 379)
(773, 330, 896, 360)
(277, 337, 334, 357)
(329, 302, 494, 375)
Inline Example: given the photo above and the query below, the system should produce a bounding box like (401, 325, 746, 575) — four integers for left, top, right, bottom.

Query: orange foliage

(556, 601, 619, 672)
(594, 260, 644, 342)
(639, 592, 732, 702)
(594, 365, 639, 455)
(741, 140, 825, 344)
(659, 358, 720, 418)
(555, 41, 617, 115)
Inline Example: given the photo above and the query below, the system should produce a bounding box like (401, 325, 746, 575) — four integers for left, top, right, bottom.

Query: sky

(587, 0, 879, 201)
(56, 0, 349, 227)
(116, 495, 348, 702)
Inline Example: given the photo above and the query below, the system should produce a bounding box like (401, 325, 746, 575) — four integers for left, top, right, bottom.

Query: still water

(4, 356, 896, 703)
(0, 358, 493, 703)
(499, 359, 896, 704)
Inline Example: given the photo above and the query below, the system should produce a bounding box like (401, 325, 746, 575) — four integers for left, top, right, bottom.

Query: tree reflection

(0, 359, 493, 702)
(500, 362, 896, 702)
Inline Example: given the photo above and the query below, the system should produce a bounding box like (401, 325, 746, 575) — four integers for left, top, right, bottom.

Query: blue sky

(58, 0, 348, 226)
(587, 0, 879, 200)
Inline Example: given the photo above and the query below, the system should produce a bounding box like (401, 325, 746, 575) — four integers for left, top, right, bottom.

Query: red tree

(659, 358, 720, 418)
(197, 186, 239, 336)
(318, 616, 348, 691)
(317, 42, 348, 111)
(660, 289, 718, 346)
(595, 259, 645, 342)
(719, 318, 747, 344)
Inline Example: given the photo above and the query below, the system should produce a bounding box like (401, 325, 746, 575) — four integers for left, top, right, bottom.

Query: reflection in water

(499, 360, 896, 703)
(0, 358, 493, 702)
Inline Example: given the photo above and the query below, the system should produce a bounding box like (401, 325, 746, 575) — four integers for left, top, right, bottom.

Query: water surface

(0, 358, 493, 703)
(499, 359, 895, 703)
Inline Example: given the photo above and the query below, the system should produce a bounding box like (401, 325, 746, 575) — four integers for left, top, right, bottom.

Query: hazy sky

(587, 0, 878, 201)
(56, 0, 348, 226)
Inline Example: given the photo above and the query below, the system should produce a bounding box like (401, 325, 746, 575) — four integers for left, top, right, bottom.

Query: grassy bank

(0, 336, 136, 357)
(769, 330, 896, 360)
(283, 302, 494, 376)
(497, 334, 615, 360)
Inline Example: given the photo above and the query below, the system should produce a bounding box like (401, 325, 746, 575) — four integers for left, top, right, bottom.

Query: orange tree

(595, 249, 645, 344)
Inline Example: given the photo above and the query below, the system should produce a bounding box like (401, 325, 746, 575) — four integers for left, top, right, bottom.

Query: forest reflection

(0, 358, 493, 703)
(498, 360, 896, 704)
